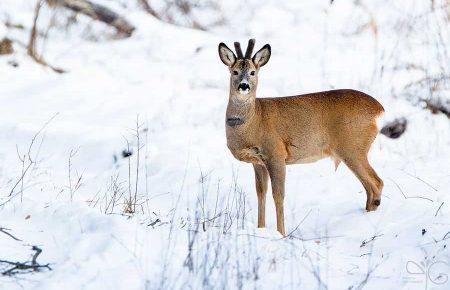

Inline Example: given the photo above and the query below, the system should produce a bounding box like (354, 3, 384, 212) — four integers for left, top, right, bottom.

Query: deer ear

(218, 43, 236, 67)
(252, 44, 271, 68)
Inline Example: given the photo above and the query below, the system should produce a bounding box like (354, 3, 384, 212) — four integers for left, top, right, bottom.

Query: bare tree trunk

(47, 0, 135, 37)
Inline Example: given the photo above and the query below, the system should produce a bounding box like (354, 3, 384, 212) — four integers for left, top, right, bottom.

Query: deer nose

(238, 83, 250, 91)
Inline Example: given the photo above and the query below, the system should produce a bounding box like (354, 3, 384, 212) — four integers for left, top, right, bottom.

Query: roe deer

(218, 39, 384, 236)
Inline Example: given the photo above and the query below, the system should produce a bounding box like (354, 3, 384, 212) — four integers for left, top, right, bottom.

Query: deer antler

(245, 39, 255, 59)
(234, 42, 244, 59)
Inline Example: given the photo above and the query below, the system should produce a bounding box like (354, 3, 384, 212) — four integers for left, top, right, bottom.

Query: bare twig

(138, 0, 215, 31)
(360, 234, 384, 248)
(282, 208, 313, 239)
(68, 147, 83, 200)
(402, 171, 438, 192)
(134, 116, 141, 213)
(388, 178, 434, 202)
(138, 0, 162, 20)
(422, 98, 450, 118)
(435, 202, 444, 217)
(122, 116, 145, 214)
(0, 246, 51, 276)
(0, 228, 22, 241)
(28, 0, 65, 73)
(123, 137, 133, 213)
(0, 113, 59, 207)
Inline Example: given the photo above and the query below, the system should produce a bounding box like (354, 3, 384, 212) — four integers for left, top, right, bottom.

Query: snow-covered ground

(0, 0, 449, 289)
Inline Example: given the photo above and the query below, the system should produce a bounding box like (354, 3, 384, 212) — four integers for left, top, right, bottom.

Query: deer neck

(226, 93, 258, 127)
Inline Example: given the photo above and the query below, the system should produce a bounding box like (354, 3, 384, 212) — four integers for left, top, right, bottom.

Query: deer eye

(233, 71, 238, 75)
(250, 71, 255, 76)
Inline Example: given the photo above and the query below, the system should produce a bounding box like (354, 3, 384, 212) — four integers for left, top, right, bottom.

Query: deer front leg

(266, 160, 286, 236)
(253, 164, 269, 228)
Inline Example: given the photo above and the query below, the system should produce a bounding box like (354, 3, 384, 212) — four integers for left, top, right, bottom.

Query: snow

(0, 0, 449, 289)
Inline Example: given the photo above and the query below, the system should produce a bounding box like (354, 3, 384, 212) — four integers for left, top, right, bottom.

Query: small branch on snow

(422, 98, 450, 119)
(354, 229, 387, 290)
(435, 202, 444, 217)
(360, 234, 384, 248)
(0, 246, 51, 276)
(388, 178, 434, 202)
(0, 228, 22, 241)
(402, 170, 438, 192)
(281, 208, 313, 239)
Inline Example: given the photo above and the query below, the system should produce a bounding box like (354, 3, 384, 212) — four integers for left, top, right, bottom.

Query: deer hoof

(366, 200, 381, 212)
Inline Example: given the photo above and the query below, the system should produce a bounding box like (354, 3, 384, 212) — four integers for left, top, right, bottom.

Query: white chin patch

(239, 89, 250, 95)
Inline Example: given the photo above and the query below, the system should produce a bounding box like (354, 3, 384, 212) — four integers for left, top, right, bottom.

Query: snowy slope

(0, 0, 449, 289)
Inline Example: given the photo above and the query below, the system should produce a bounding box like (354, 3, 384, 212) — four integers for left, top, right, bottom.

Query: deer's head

(218, 39, 271, 101)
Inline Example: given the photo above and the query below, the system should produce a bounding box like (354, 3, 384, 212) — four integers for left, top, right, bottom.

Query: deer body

(219, 40, 384, 236)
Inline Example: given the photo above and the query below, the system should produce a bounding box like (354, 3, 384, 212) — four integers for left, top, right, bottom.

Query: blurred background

(0, 1, 449, 289)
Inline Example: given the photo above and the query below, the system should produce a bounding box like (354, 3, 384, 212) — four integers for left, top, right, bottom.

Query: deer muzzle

(238, 82, 250, 94)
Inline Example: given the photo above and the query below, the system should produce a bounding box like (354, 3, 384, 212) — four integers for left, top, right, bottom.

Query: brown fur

(219, 41, 384, 236)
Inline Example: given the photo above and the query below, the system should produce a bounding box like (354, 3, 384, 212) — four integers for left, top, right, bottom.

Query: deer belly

(285, 144, 330, 165)
(231, 147, 266, 165)
(287, 154, 327, 165)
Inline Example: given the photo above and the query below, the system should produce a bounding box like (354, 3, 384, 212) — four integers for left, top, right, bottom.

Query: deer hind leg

(365, 163, 383, 209)
(336, 152, 383, 211)
(253, 164, 269, 228)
